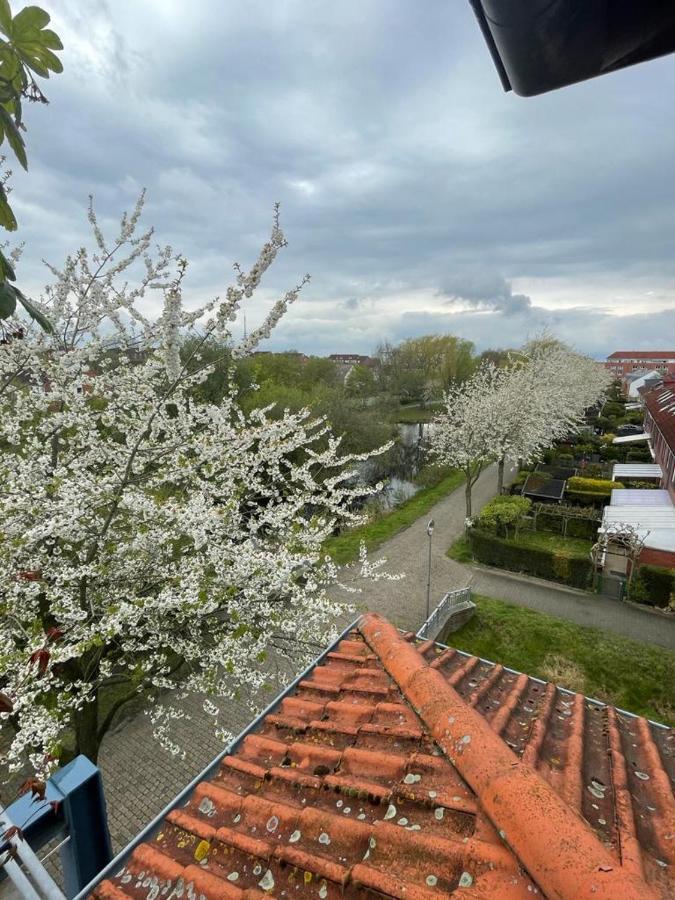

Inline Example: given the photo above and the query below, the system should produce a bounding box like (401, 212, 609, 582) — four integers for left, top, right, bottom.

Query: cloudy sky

(10, 0, 675, 357)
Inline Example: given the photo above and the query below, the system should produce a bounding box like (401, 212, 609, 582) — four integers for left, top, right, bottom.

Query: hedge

(468, 528, 593, 589)
(534, 512, 598, 540)
(567, 476, 622, 494)
(632, 565, 675, 609)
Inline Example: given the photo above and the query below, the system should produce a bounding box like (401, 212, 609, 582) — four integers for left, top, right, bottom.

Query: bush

(632, 565, 675, 609)
(567, 476, 622, 494)
(468, 529, 593, 589)
(477, 496, 531, 535)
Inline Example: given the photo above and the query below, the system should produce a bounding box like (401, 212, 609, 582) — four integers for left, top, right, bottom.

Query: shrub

(477, 496, 531, 535)
(567, 476, 622, 494)
(632, 565, 675, 609)
(468, 529, 593, 589)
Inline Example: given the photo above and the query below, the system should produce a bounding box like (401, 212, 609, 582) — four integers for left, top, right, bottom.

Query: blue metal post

(1, 756, 112, 898)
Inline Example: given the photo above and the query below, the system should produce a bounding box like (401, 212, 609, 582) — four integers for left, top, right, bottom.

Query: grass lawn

(447, 533, 472, 563)
(508, 529, 591, 558)
(445, 595, 675, 725)
(324, 468, 465, 565)
(394, 403, 442, 424)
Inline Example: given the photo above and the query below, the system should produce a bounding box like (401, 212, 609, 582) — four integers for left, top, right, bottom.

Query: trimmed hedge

(567, 476, 622, 494)
(632, 565, 675, 609)
(468, 528, 593, 589)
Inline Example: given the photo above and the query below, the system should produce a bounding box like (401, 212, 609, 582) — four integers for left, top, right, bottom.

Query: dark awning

(469, 1, 675, 96)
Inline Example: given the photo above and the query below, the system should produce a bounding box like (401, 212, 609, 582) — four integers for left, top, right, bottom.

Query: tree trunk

(497, 456, 505, 494)
(465, 479, 472, 518)
(73, 689, 100, 764)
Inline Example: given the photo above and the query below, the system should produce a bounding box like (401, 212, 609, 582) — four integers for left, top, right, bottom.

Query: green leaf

(0, 280, 16, 317)
(14, 289, 53, 333)
(0, 105, 25, 168)
(12, 7, 51, 37)
(0, 1, 11, 36)
(39, 28, 62, 51)
(0, 187, 17, 231)
(0, 248, 15, 281)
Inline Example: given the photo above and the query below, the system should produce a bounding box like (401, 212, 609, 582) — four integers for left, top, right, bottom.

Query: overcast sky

(10, 0, 675, 357)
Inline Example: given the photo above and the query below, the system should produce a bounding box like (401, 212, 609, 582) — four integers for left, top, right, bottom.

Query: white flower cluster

(0, 196, 387, 777)
(429, 341, 612, 514)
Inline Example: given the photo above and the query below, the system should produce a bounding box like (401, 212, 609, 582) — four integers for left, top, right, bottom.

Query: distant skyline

(10, 0, 675, 357)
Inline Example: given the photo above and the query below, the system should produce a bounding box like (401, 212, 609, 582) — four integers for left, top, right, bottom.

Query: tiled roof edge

(76, 617, 362, 900)
(358, 613, 659, 900)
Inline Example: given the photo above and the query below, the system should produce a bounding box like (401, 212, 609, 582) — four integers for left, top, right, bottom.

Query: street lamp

(426, 519, 435, 620)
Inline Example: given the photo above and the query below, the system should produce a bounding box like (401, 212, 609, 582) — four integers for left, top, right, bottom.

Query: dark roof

(90, 615, 673, 900)
(644, 379, 675, 454)
(470, 2, 675, 97)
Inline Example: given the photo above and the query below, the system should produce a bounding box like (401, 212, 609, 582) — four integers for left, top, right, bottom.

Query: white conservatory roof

(612, 463, 662, 480)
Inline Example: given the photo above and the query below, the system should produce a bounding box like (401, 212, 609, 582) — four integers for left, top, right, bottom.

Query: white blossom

(0, 196, 386, 777)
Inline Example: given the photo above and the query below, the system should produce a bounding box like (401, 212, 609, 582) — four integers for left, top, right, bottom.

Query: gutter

(75, 617, 361, 899)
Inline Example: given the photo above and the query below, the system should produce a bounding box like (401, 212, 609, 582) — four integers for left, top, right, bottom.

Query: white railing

(417, 587, 474, 641)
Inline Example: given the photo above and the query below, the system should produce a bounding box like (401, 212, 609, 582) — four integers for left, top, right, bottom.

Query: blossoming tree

(0, 196, 387, 776)
(428, 363, 506, 517)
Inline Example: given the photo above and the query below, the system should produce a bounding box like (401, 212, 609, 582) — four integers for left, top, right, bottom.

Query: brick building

(605, 351, 675, 378)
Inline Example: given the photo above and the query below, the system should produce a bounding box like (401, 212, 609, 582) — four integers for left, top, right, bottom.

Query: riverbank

(324, 467, 465, 564)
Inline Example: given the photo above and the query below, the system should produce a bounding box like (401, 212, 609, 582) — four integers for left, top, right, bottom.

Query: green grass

(324, 469, 465, 564)
(394, 403, 442, 424)
(445, 595, 675, 725)
(508, 529, 591, 559)
(447, 533, 473, 563)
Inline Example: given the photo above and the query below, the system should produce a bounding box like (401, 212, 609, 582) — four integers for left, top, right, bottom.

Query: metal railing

(417, 587, 474, 641)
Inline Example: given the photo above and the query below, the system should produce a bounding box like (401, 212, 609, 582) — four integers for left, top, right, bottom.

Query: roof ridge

(358, 613, 658, 900)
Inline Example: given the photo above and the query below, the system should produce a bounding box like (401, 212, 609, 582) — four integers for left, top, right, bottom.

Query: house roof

(89, 614, 674, 900)
(645, 381, 675, 455)
(608, 352, 675, 361)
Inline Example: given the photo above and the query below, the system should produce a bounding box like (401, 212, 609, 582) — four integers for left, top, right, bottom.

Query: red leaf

(0, 692, 13, 713)
(29, 648, 50, 674)
(17, 569, 42, 582)
(18, 778, 46, 802)
(46, 626, 63, 642)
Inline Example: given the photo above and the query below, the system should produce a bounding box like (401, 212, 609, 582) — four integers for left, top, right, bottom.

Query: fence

(417, 587, 475, 641)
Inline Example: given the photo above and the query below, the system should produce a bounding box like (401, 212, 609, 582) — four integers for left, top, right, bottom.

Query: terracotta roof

(91, 614, 674, 900)
(645, 379, 675, 454)
(607, 351, 675, 361)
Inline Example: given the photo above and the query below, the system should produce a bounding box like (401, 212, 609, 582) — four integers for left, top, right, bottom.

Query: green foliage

(476, 495, 531, 535)
(567, 476, 622, 495)
(632, 565, 675, 609)
(446, 596, 674, 725)
(468, 528, 593, 589)
(0, 0, 62, 324)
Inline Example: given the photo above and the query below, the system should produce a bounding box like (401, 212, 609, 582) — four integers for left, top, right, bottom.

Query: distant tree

(345, 363, 376, 404)
(377, 335, 476, 404)
(297, 356, 339, 391)
(0, 1, 63, 328)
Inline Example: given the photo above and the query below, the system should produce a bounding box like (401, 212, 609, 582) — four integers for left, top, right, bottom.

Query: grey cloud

(438, 271, 532, 316)
(8, 0, 675, 360)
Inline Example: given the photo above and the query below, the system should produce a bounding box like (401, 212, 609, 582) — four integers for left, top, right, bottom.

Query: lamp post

(426, 519, 434, 620)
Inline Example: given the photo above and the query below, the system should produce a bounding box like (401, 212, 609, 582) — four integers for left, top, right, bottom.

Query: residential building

(644, 377, 675, 506)
(623, 369, 662, 398)
(604, 351, 675, 378)
(87, 614, 672, 900)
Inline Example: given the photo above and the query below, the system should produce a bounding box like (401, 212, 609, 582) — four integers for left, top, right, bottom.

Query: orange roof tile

(91, 614, 674, 900)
